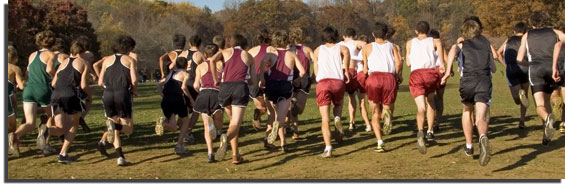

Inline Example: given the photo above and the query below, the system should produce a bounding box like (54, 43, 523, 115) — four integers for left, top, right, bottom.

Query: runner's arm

(552, 41, 563, 82)
(516, 33, 528, 66)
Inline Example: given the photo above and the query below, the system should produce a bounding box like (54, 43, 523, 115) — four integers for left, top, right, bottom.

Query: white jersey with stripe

(408, 37, 436, 71)
(316, 44, 344, 82)
(367, 42, 395, 74)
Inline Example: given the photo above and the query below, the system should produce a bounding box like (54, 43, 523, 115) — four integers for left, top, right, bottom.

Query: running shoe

(8, 133, 19, 157)
(463, 145, 473, 156)
(479, 135, 490, 166)
(207, 154, 216, 163)
(518, 89, 529, 108)
(117, 157, 127, 166)
(232, 155, 245, 164)
(42, 145, 58, 156)
(544, 113, 555, 142)
(155, 117, 165, 136)
(321, 150, 332, 158)
(184, 132, 196, 144)
(382, 109, 392, 135)
(97, 141, 110, 157)
(375, 144, 385, 153)
(281, 145, 288, 153)
(106, 119, 115, 144)
(417, 130, 427, 154)
(79, 117, 91, 133)
(57, 154, 75, 164)
(426, 132, 435, 141)
(36, 123, 47, 150)
(267, 121, 280, 144)
(174, 144, 190, 155)
(334, 117, 344, 143)
(215, 134, 228, 161)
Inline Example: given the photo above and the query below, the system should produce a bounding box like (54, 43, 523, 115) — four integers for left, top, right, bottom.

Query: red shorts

(366, 72, 397, 105)
(409, 68, 440, 98)
(316, 79, 345, 107)
(436, 66, 446, 89)
(356, 72, 367, 93)
(345, 68, 359, 94)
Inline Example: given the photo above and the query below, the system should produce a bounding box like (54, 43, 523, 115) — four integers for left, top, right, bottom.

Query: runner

(496, 22, 530, 129)
(406, 21, 444, 154)
(159, 34, 187, 80)
(48, 39, 91, 163)
(14, 30, 57, 153)
(338, 28, 360, 131)
(193, 44, 224, 162)
(362, 22, 402, 153)
(383, 26, 402, 135)
(95, 35, 138, 166)
(429, 29, 448, 132)
(551, 22, 565, 134)
(517, 11, 565, 146)
(155, 57, 194, 156)
(441, 19, 496, 166)
(209, 34, 257, 164)
(352, 34, 372, 133)
(76, 35, 95, 133)
(247, 29, 272, 130)
(7, 45, 26, 157)
(288, 27, 314, 139)
(313, 26, 351, 157)
(263, 30, 306, 152)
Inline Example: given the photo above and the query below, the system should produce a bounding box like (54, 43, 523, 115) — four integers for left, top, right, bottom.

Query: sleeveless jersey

(187, 49, 199, 81)
(460, 35, 493, 77)
(27, 50, 53, 86)
(253, 45, 269, 74)
(103, 54, 132, 91)
(408, 37, 436, 71)
(527, 28, 558, 64)
(504, 35, 522, 66)
(52, 57, 81, 97)
(293, 45, 310, 79)
(222, 47, 249, 82)
(316, 45, 344, 82)
(163, 70, 185, 97)
(367, 42, 396, 74)
(269, 49, 293, 81)
(200, 60, 222, 90)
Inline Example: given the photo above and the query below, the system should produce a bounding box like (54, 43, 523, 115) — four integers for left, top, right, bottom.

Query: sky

(172, 0, 227, 12)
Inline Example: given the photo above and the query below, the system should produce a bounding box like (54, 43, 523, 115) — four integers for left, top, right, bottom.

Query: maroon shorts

(409, 68, 440, 98)
(436, 66, 446, 89)
(356, 72, 367, 93)
(366, 72, 397, 105)
(316, 79, 345, 107)
(345, 68, 359, 94)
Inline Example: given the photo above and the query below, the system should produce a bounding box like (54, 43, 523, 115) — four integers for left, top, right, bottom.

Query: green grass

(7, 63, 565, 179)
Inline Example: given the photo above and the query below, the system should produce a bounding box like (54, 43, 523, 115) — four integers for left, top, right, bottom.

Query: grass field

(6, 63, 565, 179)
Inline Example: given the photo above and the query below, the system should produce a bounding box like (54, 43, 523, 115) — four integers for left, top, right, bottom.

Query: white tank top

(356, 50, 364, 73)
(434, 50, 441, 67)
(339, 40, 362, 72)
(367, 42, 395, 74)
(408, 37, 436, 71)
(316, 44, 344, 82)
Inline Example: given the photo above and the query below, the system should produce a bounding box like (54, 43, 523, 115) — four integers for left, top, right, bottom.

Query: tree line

(9, 0, 564, 79)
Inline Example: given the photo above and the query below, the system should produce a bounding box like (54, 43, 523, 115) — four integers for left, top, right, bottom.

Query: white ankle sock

(325, 146, 332, 151)
(466, 144, 473, 149)
(377, 140, 384, 145)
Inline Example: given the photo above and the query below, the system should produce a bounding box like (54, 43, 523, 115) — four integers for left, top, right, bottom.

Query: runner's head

(35, 30, 56, 49)
(189, 35, 202, 48)
(271, 30, 289, 48)
(290, 27, 305, 45)
(321, 26, 339, 44)
(385, 26, 396, 40)
(257, 29, 271, 45)
(8, 45, 17, 64)
(204, 44, 219, 58)
(52, 38, 65, 53)
(230, 34, 247, 49)
(464, 16, 483, 29)
(415, 21, 430, 35)
(175, 57, 188, 70)
(513, 22, 528, 35)
(530, 11, 550, 29)
(343, 28, 356, 40)
(76, 35, 90, 51)
(173, 34, 186, 49)
(358, 34, 369, 43)
(70, 39, 87, 56)
(429, 29, 440, 39)
(213, 35, 226, 50)
(372, 22, 388, 40)
(461, 19, 481, 40)
(112, 35, 136, 54)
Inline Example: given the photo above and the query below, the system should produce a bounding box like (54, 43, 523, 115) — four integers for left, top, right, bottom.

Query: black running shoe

(463, 145, 473, 156)
(57, 154, 75, 164)
(207, 154, 216, 163)
(281, 145, 288, 153)
(79, 117, 91, 133)
(426, 132, 435, 141)
(97, 142, 110, 157)
(542, 138, 551, 146)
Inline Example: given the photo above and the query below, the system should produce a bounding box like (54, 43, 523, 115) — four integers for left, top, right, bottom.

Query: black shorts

(293, 74, 312, 94)
(219, 82, 250, 108)
(249, 84, 265, 99)
(529, 63, 557, 94)
(460, 75, 492, 105)
(161, 95, 188, 118)
(194, 89, 223, 116)
(51, 95, 84, 115)
(266, 80, 293, 104)
(78, 89, 89, 102)
(103, 89, 133, 118)
(505, 64, 528, 87)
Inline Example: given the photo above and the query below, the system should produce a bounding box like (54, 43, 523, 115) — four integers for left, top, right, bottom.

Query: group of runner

(7, 11, 565, 167)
